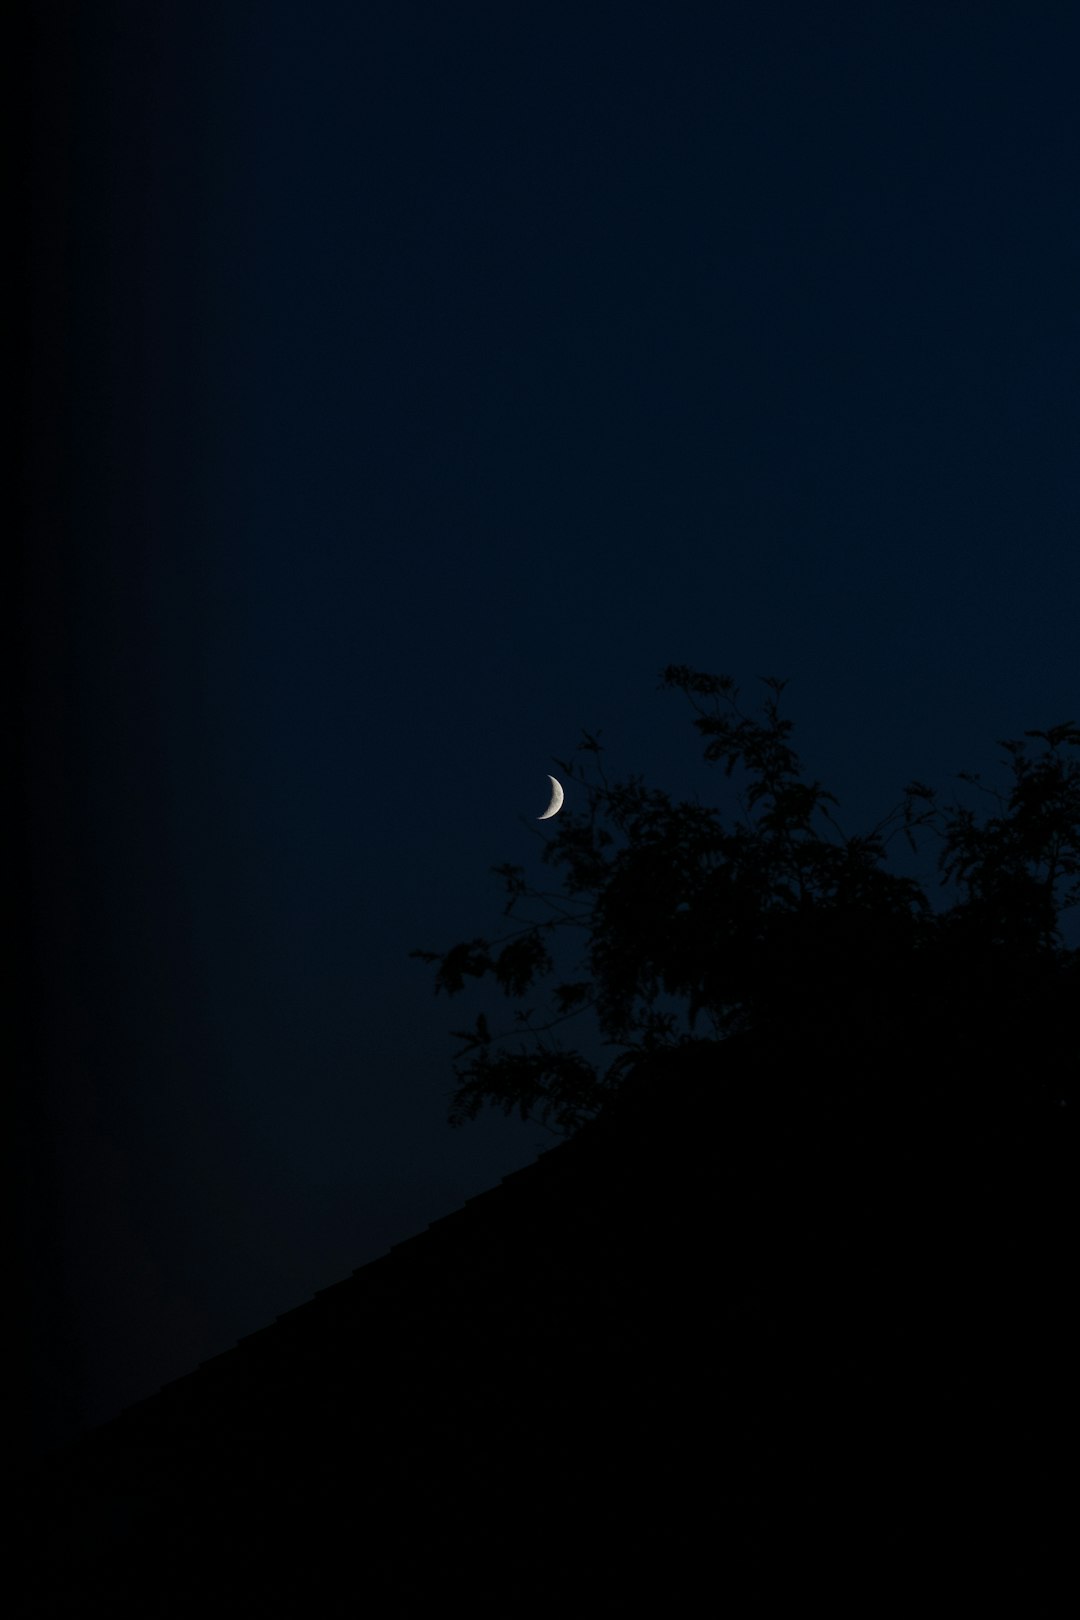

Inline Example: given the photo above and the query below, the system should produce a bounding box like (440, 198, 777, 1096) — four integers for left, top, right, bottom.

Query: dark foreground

(13, 1040, 1072, 1612)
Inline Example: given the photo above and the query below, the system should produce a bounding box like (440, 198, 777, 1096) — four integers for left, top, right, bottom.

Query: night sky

(17, 2, 1079, 1462)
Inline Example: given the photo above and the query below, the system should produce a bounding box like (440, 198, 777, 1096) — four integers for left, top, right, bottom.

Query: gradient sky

(18, 1, 1080, 1458)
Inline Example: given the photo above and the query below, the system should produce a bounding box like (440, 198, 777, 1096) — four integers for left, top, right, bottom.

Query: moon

(538, 775, 564, 820)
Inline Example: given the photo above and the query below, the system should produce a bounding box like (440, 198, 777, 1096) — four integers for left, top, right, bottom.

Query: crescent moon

(538, 775, 564, 820)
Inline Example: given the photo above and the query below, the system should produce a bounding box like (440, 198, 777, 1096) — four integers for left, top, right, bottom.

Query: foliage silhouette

(413, 668, 1079, 1134)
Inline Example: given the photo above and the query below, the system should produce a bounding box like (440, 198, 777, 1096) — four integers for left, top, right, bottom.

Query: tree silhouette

(414, 667, 1079, 1134)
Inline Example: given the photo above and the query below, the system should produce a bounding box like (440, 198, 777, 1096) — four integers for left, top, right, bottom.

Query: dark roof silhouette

(15, 1039, 1072, 1612)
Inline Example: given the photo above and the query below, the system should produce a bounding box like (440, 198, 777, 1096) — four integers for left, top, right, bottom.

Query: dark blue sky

(18, 1, 1079, 1457)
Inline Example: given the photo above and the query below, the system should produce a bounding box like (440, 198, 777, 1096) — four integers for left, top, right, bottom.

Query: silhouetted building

(15, 1038, 1072, 1611)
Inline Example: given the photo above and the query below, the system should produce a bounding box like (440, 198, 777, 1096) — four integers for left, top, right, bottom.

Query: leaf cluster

(413, 671, 1079, 1133)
